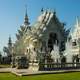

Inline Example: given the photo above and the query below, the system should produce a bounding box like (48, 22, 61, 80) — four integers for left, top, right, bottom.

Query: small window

(72, 42, 77, 46)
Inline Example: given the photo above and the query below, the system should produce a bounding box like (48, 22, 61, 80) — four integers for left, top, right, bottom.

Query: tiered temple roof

(24, 10, 65, 40)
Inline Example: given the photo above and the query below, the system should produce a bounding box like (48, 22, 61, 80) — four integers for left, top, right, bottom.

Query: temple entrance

(48, 33, 58, 52)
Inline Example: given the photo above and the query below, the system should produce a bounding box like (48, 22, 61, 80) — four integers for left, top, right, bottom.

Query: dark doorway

(48, 33, 58, 52)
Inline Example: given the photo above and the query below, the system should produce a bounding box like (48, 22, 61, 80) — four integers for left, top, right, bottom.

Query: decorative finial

(63, 22, 66, 26)
(76, 16, 79, 27)
(41, 8, 44, 13)
(8, 35, 12, 47)
(25, 4, 28, 16)
(53, 9, 56, 15)
(24, 4, 30, 25)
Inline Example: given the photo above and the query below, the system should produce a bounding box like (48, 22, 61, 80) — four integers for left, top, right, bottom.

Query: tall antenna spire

(24, 5, 30, 25)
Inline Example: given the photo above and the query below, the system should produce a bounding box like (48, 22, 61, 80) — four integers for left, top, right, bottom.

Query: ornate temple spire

(24, 7, 30, 26)
(8, 36, 12, 47)
(72, 16, 80, 40)
(76, 16, 79, 27)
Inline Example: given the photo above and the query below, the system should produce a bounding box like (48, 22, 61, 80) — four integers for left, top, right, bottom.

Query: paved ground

(11, 68, 80, 76)
(0, 68, 11, 72)
(1, 68, 80, 76)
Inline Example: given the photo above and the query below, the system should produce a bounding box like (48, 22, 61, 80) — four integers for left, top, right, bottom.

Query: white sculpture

(51, 44, 60, 63)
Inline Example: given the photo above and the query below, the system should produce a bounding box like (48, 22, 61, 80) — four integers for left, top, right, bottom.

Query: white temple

(65, 17, 80, 63)
(13, 9, 80, 70)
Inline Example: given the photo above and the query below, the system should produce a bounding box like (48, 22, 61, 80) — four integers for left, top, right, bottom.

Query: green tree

(0, 52, 2, 63)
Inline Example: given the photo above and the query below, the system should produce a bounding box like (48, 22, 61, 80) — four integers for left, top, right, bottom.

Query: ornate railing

(39, 62, 80, 71)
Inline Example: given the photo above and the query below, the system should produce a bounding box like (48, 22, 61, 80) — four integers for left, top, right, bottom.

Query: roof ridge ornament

(41, 8, 44, 13)
(53, 9, 56, 15)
